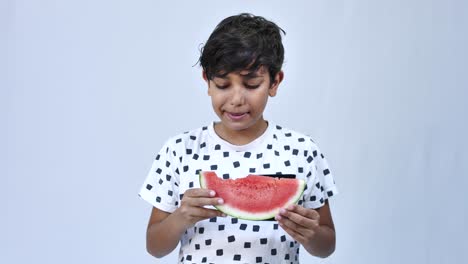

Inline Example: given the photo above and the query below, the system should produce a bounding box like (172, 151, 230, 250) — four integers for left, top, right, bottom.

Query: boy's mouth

(226, 112, 248, 121)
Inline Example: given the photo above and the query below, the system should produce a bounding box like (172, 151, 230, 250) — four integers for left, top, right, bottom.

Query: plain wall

(4, 0, 468, 263)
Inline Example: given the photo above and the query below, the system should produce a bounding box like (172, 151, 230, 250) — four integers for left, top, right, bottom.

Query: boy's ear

(202, 71, 212, 95)
(269, 70, 284, 97)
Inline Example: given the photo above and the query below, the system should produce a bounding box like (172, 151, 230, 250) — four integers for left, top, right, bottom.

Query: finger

(278, 221, 305, 244)
(182, 206, 225, 220)
(276, 214, 300, 230)
(184, 197, 224, 207)
(184, 188, 217, 198)
(192, 207, 226, 219)
(287, 204, 320, 221)
(276, 213, 315, 235)
(279, 208, 318, 228)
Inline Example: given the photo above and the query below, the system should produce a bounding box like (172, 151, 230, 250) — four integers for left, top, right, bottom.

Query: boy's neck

(214, 119, 269, 146)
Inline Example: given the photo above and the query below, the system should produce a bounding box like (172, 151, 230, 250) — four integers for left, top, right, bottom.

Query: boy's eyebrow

(213, 71, 264, 80)
(213, 74, 229, 79)
(240, 72, 263, 79)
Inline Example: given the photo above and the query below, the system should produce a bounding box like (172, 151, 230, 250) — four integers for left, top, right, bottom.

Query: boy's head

(199, 13, 286, 85)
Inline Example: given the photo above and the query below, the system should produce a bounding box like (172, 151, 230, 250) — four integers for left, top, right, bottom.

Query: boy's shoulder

(272, 124, 318, 146)
(162, 124, 211, 146)
(272, 124, 326, 162)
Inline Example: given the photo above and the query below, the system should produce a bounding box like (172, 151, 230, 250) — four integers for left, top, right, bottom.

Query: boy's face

(203, 66, 283, 135)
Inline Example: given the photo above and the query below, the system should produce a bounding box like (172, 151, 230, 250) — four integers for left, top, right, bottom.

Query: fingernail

(287, 204, 294, 210)
(210, 190, 215, 196)
(218, 199, 224, 204)
(275, 215, 281, 221)
(280, 208, 286, 214)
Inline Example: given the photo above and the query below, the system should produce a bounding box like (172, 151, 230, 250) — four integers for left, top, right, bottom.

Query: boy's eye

(245, 84, 261, 89)
(215, 84, 229, 89)
(213, 83, 261, 89)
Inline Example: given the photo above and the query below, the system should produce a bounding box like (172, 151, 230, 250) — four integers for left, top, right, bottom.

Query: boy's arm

(303, 201, 336, 257)
(145, 189, 225, 258)
(145, 207, 185, 258)
(276, 200, 336, 258)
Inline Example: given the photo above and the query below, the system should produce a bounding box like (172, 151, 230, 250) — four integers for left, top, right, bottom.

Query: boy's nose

(229, 86, 246, 106)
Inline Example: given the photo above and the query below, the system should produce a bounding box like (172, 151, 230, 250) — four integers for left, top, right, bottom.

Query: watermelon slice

(199, 171, 305, 220)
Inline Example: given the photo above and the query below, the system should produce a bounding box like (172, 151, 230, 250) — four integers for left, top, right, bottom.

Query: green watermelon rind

(199, 171, 306, 221)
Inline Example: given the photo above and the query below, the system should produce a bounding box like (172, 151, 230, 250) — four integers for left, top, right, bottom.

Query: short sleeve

(303, 143, 338, 209)
(138, 139, 180, 213)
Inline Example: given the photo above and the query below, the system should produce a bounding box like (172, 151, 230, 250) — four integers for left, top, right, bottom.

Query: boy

(139, 13, 338, 263)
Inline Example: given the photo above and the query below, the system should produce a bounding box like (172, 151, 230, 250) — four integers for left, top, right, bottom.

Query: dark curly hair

(199, 13, 286, 84)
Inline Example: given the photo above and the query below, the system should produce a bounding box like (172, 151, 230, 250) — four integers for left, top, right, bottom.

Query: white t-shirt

(139, 122, 338, 264)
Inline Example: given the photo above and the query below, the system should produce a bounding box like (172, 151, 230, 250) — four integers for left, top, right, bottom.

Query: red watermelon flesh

(199, 171, 305, 220)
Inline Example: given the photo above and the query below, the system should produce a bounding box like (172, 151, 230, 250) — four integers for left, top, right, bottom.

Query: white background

(3, 0, 468, 263)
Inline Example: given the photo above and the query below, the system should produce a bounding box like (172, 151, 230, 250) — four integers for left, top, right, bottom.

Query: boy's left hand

(275, 204, 320, 245)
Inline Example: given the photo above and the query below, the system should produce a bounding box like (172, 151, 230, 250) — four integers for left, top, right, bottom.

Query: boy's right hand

(174, 188, 226, 229)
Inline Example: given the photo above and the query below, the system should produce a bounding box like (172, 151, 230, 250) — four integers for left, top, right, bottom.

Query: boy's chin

(220, 121, 247, 131)
(215, 120, 247, 132)
(218, 119, 264, 133)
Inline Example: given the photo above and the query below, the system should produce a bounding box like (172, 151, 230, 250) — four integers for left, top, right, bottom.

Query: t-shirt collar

(207, 121, 274, 152)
